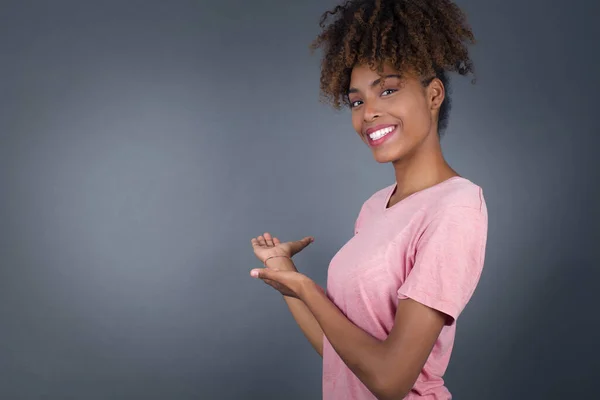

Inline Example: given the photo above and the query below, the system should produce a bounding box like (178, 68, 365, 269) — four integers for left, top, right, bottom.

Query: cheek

(351, 112, 363, 135)
(384, 99, 408, 126)
(391, 96, 428, 129)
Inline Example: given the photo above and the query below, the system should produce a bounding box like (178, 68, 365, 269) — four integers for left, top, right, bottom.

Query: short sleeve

(397, 206, 488, 325)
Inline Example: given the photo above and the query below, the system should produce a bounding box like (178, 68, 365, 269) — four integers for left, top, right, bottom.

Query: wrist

(265, 256, 296, 271)
(264, 254, 290, 264)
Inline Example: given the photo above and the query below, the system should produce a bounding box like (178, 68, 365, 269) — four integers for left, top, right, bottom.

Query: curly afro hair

(310, 0, 476, 133)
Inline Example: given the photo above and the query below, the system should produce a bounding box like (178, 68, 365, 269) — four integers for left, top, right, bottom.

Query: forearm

(300, 281, 407, 399)
(265, 257, 323, 357)
(282, 296, 323, 356)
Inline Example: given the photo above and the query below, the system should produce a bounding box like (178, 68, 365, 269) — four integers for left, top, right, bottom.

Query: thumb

(250, 267, 277, 279)
(303, 236, 315, 243)
(291, 236, 315, 251)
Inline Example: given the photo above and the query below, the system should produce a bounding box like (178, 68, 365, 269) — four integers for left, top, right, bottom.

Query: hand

(250, 232, 314, 266)
(250, 267, 314, 300)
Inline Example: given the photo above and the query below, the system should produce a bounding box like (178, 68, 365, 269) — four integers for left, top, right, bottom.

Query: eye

(381, 88, 397, 96)
(349, 100, 363, 108)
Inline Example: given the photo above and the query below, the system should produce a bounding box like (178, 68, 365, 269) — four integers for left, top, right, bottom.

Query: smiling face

(348, 63, 445, 164)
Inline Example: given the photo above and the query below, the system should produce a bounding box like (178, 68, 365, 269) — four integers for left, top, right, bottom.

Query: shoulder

(364, 182, 396, 207)
(417, 178, 488, 246)
(411, 177, 488, 241)
(426, 176, 487, 217)
(356, 182, 395, 215)
(352, 183, 394, 233)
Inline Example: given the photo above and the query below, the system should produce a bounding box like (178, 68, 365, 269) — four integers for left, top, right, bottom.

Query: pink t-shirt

(323, 176, 488, 399)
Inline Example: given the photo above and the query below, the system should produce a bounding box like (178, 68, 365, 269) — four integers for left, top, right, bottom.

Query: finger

(257, 235, 267, 247)
(261, 279, 290, 295)
(272, 236, 281, 245)
(262, 278, 279, 288)
(263, 232, 274, 247)
(251, 238, 260, 248)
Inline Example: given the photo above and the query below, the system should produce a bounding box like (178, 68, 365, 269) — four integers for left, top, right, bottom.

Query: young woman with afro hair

(250, 1, 488, 399)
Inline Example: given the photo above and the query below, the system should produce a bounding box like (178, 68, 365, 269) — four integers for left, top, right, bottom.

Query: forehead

(348, 63, 421, 89)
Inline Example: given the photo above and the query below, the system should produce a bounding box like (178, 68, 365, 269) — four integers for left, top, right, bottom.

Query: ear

(427, 78, 445, 112)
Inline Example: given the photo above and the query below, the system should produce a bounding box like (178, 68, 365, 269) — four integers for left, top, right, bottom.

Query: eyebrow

(347, 74, 403, 94)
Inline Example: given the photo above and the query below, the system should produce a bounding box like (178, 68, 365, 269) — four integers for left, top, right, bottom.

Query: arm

(256, 257, 445, 399)
(297, 205, 487, 399)
(251, 234, 324, 356)
(253, 206, 486, 398)
(299, 279, 445, 400)
(282, 204, 364, 357)
(282, 295, 324, 357)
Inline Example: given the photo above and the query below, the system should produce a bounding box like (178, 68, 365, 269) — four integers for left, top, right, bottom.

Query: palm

(251, 232, 314, 263)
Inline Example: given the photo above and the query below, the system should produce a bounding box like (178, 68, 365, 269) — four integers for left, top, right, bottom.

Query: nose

(363, 100, 380, 122)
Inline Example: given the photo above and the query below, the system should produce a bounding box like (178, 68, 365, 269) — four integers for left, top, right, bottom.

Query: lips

(364, 124, 398, 147)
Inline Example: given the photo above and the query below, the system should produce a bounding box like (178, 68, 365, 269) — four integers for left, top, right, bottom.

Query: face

(347, 63, 445, 164)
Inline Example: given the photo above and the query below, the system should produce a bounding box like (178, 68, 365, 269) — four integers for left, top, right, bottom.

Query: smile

(364, 124, 398, 147)
(368, 126, 395, 140)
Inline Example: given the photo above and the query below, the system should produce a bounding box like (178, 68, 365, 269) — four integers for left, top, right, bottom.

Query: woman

(249, 0, 488, 399)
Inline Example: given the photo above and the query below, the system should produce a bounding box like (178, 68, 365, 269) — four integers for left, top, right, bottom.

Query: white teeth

(369, 126, 395, 140)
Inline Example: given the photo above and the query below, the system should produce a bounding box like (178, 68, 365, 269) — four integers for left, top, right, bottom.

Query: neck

(391, 131, 458, 200)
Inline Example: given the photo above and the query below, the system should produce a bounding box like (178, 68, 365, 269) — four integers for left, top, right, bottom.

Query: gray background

(1, 0, 598, 399)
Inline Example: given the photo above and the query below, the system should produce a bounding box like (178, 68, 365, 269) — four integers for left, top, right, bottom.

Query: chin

(372, 148, 405, 164)
(372, 155, 392, 163)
